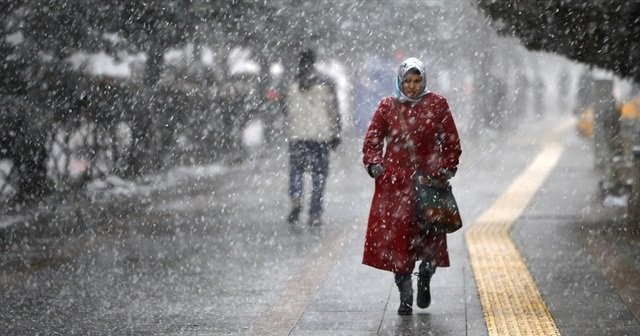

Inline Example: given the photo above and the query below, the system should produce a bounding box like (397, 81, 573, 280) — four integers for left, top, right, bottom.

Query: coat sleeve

(362, 98, 389, 168)
(326, 81, 342, 138)
(316, 75, 341, 139)
(437, 98, 461, 179)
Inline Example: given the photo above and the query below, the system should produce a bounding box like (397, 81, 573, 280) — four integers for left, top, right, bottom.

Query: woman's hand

(367, 164, 384, 178)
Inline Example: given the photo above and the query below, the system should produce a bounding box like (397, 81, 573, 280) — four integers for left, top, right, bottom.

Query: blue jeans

(288, 141, 330, 217)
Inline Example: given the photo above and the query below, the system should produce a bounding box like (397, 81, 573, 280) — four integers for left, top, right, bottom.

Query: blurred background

(1, 0, 638, 210)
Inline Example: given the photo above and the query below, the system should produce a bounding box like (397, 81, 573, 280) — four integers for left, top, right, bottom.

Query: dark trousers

(288, 140, 330, 217)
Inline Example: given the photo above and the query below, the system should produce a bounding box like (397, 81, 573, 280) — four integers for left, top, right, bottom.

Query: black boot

(416, 273, 432, 308)
(417, 262, 435, 309)
(396, 276, 413, 315)
(287, 198, 302, 224)
(308, 213, 322, 226)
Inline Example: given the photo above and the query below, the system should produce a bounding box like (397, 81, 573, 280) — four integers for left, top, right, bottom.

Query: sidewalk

(513, 125, 640, 335)
(1, 113, 639, 335)
(262, 114, 640, 335)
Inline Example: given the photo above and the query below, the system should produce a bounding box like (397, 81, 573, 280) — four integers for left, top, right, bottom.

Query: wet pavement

(1, 112, 640, 335)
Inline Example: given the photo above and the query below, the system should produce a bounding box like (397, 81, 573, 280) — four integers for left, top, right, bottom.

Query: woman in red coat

(362, 57, 461, 315)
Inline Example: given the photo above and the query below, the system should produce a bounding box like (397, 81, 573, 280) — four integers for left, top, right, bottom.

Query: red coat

(362, 93, 461, 274)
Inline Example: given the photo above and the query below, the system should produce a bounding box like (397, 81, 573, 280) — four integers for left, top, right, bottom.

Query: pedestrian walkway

(2, 113, 640, 335)
(244, 113, 640, 335)
(466, 125, 565, 336)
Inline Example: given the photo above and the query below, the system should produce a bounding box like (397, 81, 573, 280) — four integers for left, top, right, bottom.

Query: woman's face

(401, 73, 424, 99)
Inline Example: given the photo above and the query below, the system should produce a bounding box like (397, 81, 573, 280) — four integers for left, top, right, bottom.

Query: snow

(5, 31, 23, 45)
(2, 1, 638, 229)
(242, 119, 264, 148)
(85, 163, 227, 202)
(0, 214, 26, 229)
(228, 46, 261, 75)
(2, 2, 640, 334)
(603, 194, 628, 208)
(67, 51, 146, 78)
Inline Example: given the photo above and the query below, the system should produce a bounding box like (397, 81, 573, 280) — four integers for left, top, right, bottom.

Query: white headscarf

(394, 57, 429, 104)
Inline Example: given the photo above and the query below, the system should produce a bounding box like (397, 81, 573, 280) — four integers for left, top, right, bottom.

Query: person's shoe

(308, 214, 322, 227)
(287, 198, 302, 224)
(416, 272, 432, 309)
(397, 277, 413, 315)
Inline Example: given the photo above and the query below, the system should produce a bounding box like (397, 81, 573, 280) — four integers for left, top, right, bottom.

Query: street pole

(592, 79, 623, 197)
(629, 146, 640, 236)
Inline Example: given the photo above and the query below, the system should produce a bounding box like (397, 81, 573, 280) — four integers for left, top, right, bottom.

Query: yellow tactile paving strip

(466, 140, 564, 336)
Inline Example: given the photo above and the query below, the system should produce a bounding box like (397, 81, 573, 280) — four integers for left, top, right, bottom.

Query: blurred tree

(0, 0, 527, 200)
(476, 0, 640, 84)
(0, 0, 284, 197)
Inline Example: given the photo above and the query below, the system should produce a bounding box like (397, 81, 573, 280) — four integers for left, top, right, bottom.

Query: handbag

(393, 99, 462, 234)
(413, 173, 462, 233)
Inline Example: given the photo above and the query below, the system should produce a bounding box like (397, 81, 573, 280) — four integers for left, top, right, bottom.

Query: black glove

(367, 163, 384, 178)
(439, 168, 455, 180)
(329, 137, 341, 150)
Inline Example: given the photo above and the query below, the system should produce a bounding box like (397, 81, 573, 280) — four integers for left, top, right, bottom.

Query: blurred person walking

(362, 57, 462, 315)
(284, 49, 341, 226)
